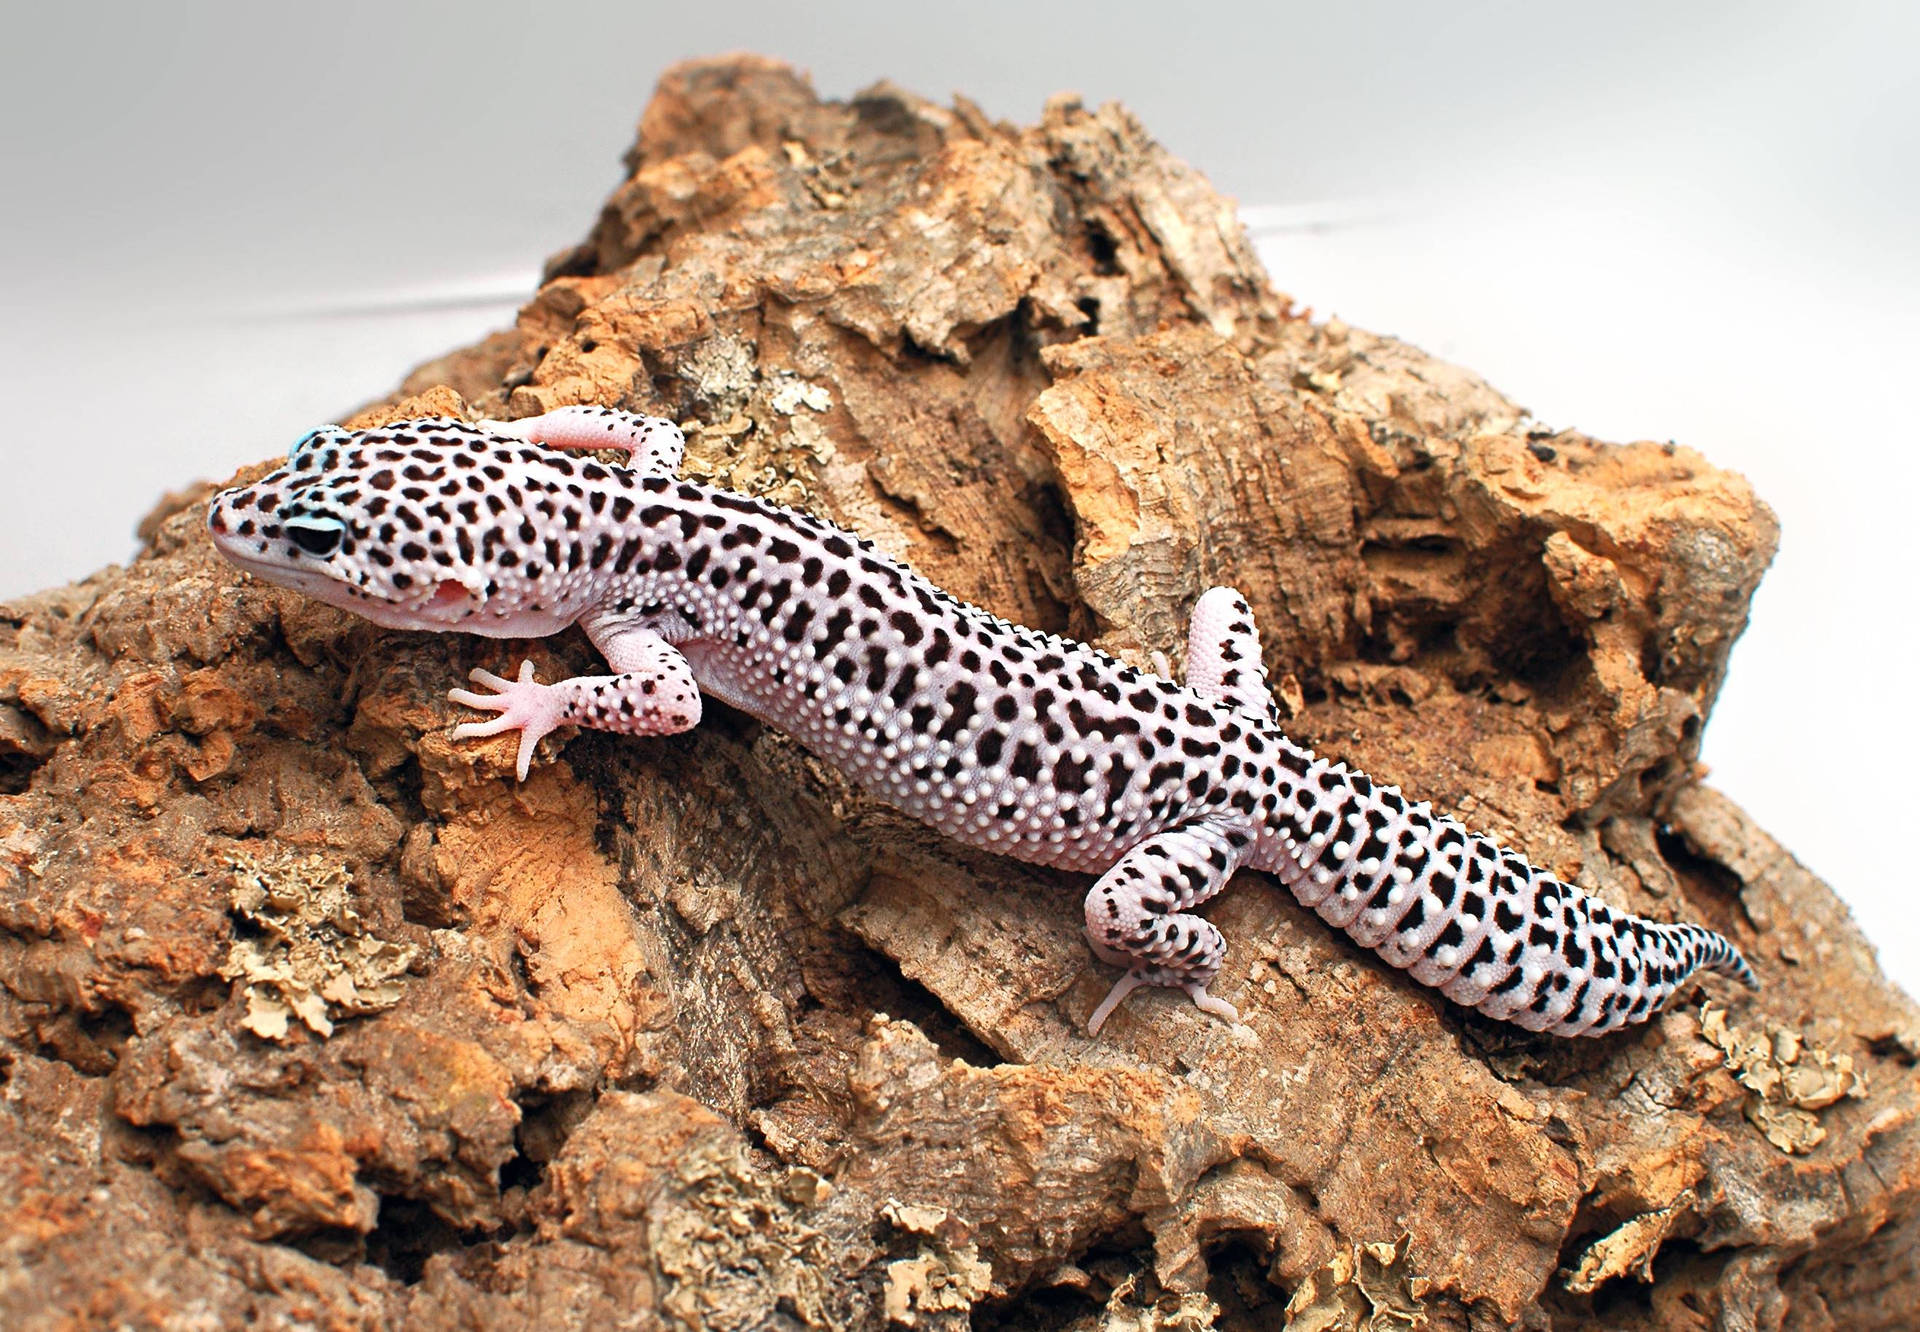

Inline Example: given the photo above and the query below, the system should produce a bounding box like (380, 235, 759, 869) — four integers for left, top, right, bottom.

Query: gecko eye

(286, 516, 345, 557)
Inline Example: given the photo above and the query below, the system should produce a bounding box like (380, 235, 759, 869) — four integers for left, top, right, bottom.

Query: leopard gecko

(206, 406, 1755, 1036)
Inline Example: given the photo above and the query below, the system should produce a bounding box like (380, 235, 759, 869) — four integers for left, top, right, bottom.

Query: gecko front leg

(482, 405, 686, 476)
(449, 621, 703, 779)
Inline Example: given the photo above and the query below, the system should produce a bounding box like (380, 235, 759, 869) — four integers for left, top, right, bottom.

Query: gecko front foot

(448, 660, 567, 780)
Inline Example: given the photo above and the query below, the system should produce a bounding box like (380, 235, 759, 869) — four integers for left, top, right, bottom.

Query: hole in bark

(1075, 295, 1101, 334)
(1653, 826, 1743, 901)
(1553, 1210, 1617, 1288)
(364, 1194, 470, 1285)
(510, 1088, 597, 1188)
(896, 328, 952, 365)
(1565, 1236, 1713, 1320)
(834, 928, 1000, 1068)
(1499, 618, 1584, 687)
(31, 1003, 135, 1076)
(1640, 633, 1667, 686)
(1083, 223, 1122, 276)
(0, 705, 55, 793)
(541, 242, 599, 283)
(1364, 533, 1459, 557)
(974, 1283, 1099, 1329)
(1028, 480, 1076, 554)
(1865, 1033, 1919, 1066)
(0, 751, 41, 795)
(1205, 1237, 1286, 1324)
(579, 339, 598, 354)
(499, 1149, 543, 1194)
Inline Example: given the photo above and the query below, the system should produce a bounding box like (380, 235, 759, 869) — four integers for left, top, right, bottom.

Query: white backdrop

(3, 2, 1913, 997)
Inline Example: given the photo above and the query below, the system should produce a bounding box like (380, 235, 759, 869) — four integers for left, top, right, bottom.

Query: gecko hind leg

(1082, 822, 1246, 1034)
(1184, 586, 1278, 726)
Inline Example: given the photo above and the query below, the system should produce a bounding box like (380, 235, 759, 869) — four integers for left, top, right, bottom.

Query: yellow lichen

(221, 850, 417, 1041)
(1284, 1235, 1430, 1332)
(1563, 1190, 1693, 1294)
(1701, 1005, 1868, 1154)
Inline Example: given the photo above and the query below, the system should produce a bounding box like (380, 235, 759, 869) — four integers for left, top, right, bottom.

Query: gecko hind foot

(1086, 969, 1240, 1035)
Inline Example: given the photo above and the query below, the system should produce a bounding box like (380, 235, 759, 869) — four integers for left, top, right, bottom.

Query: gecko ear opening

(430, 579, 473, 608)
(287, 425, 347, 466)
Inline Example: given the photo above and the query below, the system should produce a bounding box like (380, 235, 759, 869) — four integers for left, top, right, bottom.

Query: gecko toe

(1086, 971, 1152, 1036)
(1183, 982, 1239, 1025)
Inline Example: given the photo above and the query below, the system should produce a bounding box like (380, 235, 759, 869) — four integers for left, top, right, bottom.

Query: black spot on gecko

(1008, 741, 1042, 782)
(889, 611, 924, 645)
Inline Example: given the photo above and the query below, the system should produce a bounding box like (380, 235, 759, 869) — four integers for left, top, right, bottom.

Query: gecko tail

(1699, 930, 1761, 990)
(1260, 748, 1763, 1037)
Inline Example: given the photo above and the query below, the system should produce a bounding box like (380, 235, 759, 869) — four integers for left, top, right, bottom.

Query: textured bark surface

(3, 55, 1916, 1331)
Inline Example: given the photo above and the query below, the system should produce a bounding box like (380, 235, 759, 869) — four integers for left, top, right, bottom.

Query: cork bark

(3, 56, 1915, 1331)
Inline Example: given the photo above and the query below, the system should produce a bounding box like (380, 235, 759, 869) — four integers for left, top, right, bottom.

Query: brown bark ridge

(2, 54, 1913, 1331)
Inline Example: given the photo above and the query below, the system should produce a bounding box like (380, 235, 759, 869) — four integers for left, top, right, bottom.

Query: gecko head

(206, 417, 592, 636)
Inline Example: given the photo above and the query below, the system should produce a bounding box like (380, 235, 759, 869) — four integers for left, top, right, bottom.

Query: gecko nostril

(208, 505, 227, 534)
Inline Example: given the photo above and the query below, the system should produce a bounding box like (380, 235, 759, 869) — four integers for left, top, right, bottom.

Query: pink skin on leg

(482, 406, 685, 476)
(1183, 586, 1275, 723)
(448, 623, 703, 780)
(449, 660, 571, 781)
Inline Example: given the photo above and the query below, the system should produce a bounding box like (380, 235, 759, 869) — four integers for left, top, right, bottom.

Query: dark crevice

(1205, 1237, 1288, 1327)
(1083, 222, 1122, 276)
(510, 1087, 598, 1185)
(1025, 480, 1077, 560)
(540, 241, 599, 283)
(0, 753, 43, 795)
(363, 1195, 480, 1285)
(1640, 631, 1668, 686)
(973, 1280, 1101, 1331)
(830, 923, 1000, 1069)
(30, 1003, 136, 1077)
(1865, 1032, 1919, 1066)
(1552, 1210, 1618, 1293)
(1361, 533, 1460, 558)
(1574, 1236, 1719, 1323)
(895, 327, 954, 366)
(1496, 615, 1586, 688)
(498, 1147, 545, 1196)
(1654, 826, 1744, 902)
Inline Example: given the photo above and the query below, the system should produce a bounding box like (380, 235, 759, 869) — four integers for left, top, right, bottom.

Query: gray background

(3, 2, 1914, 995)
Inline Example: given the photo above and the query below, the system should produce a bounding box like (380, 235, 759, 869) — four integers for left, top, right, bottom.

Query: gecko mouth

(206, 529, 340, 595)
(208, 532, 495, 631)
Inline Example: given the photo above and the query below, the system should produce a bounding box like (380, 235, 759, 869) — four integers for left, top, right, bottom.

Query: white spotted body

(208, 407, 1755, 1037)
